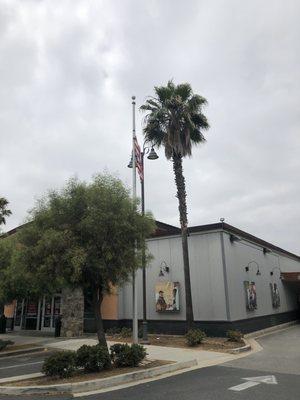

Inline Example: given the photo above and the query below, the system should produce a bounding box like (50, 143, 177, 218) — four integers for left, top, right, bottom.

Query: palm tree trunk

(92, 287, 109, 351)
(172, 154, 194, 331)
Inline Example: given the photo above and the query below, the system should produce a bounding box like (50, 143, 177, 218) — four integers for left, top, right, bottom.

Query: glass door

(14, 300, 24, 330)
(52, 296, 61, 328)
(41, 295, 61, 331)
(25, 299, 39, 330)
(42, 296, 53, 330)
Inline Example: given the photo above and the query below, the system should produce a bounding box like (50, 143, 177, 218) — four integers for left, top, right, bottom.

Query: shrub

(138, 326, 143, 339)
(42, 351, 77, 378)
(119, 327, 132, 338)
(76, 344, 111, 372)
(0, 339, 13, 351)
(185, 329, 206, 347)
(110, 343, 147, 367)
(106, 327, 120, 336)
(226, 330, 244, 343)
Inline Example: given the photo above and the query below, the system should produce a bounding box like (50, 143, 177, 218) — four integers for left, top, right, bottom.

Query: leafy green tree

(0, 236, 29, 314)
(0, 197, 12, 226)
(140, 81, 209, 330)
(7, 174, 155, 348)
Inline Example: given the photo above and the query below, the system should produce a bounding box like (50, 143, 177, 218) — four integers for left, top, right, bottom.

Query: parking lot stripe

(0, 361, 43, 370)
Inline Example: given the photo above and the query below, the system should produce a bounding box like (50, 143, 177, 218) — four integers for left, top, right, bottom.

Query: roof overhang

(281, 272, 300, 283)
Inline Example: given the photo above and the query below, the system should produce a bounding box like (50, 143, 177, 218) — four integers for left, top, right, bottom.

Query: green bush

(138, 326, 143, 339)
(42, 351, 77, 378)
(185, 329, 206, 347)
(110, 343, 147, 367)
(226, 330, 244, 343)
(106, 327, 120, 336)
(119, 327, 132, 338)
(76, 344, 111, 372)
(0, 339, 13, 351)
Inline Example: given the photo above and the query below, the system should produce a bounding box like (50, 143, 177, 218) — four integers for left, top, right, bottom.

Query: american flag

(133, 135, 144, 181)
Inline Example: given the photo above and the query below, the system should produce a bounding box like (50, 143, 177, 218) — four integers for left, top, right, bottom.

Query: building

(3, 221, 300, 336)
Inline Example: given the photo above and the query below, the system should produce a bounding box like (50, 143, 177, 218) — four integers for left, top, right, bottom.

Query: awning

(281, 273, 300, 293)
(281, 272, 300, 282)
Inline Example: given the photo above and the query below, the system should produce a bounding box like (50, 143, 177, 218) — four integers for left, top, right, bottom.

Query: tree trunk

(172, 154, 194, 331)
(92, 287, 109, 351)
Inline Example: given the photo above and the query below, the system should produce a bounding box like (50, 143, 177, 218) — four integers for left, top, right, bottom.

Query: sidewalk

(46, 337, 236, 366)
(1, 332, 248, 367)
(0, 332, 58, 346)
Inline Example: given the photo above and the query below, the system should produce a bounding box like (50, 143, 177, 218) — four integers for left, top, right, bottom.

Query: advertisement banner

(155, 282, 180, 312)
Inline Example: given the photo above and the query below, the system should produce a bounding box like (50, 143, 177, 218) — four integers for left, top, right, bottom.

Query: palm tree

(0, 197, 12, 226)
(140, 81, 209, 330)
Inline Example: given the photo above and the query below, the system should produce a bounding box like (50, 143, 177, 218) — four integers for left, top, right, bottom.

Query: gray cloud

(0, 0, 299, 254)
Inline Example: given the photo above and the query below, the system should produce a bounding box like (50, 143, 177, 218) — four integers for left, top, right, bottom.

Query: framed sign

(155, 282, 179, 312)
(244, 281, 257, 311)
(270, 283, 280, 308)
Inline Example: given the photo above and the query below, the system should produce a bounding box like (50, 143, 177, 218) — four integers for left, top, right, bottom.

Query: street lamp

(128, 143, 158, 342)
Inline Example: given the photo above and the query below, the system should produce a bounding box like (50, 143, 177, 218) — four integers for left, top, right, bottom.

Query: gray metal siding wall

(118, 232, 228, 322)
(223, 232, 300, 321)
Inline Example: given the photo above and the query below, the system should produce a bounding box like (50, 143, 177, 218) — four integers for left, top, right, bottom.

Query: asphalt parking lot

(0, 350, 55, 379)
(0, 325, 299, 399)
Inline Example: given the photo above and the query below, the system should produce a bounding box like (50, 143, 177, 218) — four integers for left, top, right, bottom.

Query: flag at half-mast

(133, 135, 144, 181)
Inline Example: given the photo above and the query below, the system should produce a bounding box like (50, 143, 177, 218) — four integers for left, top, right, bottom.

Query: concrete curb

(228, 340, 251, 354)
(244, 320, 299, 339)
(0, 347, 45, 358)
(0, 373, 44, 384)
(0, 359, 197, 396)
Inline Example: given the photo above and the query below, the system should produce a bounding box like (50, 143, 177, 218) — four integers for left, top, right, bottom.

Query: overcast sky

(0, 0, 299, 254)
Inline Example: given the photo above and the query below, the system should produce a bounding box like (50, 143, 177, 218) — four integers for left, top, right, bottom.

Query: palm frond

(140, 81, 209, 159)
(175, 83, 192, 102)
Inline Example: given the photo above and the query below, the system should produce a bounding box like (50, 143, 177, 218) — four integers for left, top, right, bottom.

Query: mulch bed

(106, 334, 245, 352)
(0, 343, 39, 353)
(3, 360, 172, 387)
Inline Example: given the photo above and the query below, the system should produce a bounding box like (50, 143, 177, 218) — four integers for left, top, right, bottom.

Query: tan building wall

(101, 292, 118, 320)
(4, 301, 16, 318)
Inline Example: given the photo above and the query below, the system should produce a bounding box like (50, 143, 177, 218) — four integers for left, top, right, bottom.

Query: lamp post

(131, 96, 138, 344)
(128, 143, 158, 342)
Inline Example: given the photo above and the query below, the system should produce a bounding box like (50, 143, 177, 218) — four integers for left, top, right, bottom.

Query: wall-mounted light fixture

(270, 266, 282, 279)
(245, 261, 261, 276)
(159, 261, 170, 277)
(230, 234, 241, 243)
(263, 247, 271, 254)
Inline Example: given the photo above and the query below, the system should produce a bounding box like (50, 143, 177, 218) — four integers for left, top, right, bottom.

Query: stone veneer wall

(61, 287, 84, 337)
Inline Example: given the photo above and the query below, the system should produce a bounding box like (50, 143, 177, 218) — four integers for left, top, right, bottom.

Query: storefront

(3, 221, 300, 337)
(13, 295, 61, 332)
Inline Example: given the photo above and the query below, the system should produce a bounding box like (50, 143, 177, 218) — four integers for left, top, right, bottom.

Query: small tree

(0, 197, 12, 227)
(9, 174, 155, 349)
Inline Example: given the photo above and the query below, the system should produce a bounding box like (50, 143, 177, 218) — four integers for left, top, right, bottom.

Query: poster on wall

(155, 282, 180, 312)
(244, 281, 257, 311)
(270, 283, 280, 308)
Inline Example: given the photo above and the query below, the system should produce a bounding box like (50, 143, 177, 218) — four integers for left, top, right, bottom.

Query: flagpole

(131, 95, 138, 344)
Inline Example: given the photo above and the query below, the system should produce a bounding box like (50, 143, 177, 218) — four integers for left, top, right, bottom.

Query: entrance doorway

(13, 295, 61, 332)
(41, 295, 61, 331)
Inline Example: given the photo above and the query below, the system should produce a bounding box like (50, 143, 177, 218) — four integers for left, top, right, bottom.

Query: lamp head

(147, 147, 159, 160)
(127, 155, 133, 168)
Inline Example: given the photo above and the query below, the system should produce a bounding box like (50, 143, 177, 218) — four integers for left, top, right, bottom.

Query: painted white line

(243, 375, 277, 384)
(0, 361, 43, 370)
(229, 381, 260, 391)
(229, 375, 278, 391)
